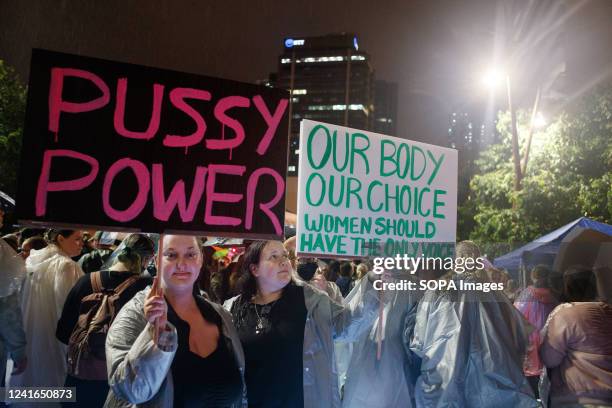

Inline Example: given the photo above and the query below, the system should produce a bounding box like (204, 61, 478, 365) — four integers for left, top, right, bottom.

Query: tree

(462, 82, 612, 252)
(0, 60, 26, 197)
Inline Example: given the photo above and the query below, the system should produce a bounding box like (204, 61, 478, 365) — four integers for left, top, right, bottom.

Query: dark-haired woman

(11, 229, 84, 392)
(105, 234, 245, 407)
(56, 233, 155, 407)
(224, 240, 381, 408)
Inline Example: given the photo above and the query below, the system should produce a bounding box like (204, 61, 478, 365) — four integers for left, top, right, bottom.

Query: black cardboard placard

(16, 49, 289, 238)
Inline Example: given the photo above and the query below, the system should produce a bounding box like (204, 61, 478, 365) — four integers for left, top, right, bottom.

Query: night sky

(1, 0, 611, 144)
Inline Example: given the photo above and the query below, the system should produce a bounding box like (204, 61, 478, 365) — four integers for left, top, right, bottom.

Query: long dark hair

(531, 264, 551, 288)
(563, 265, 597, 302)
(326, 260, 340, 281)
(236, 240, 270, 299)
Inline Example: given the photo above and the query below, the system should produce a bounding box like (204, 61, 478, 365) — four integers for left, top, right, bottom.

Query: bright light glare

(481, 68, 506, 89)
(533, 112, 546, 128)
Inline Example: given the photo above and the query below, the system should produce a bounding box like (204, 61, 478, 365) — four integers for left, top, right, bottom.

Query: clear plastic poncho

(340, 272, 420, 408)
(0, 238, 26, 298)
(514, 286, 559, 376)
(11, 245, 84, 392)
(409, 272, 538, 408)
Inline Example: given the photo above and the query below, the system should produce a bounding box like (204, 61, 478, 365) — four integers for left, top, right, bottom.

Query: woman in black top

(168, 291, 242, 407)
(225, 240, 381, 408)
(226, 240, 304, 407)
(57, 233, 154, 407)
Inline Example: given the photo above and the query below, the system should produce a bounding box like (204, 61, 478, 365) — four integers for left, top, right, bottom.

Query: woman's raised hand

(144, 276, 167, 329)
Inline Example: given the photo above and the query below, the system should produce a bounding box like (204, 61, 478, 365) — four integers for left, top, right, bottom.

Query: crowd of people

(0, 206, 611, 407)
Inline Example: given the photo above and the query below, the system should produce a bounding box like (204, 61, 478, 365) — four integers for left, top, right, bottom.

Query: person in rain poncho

(11, 229, 84, 394)
(410, 241, 537, 408)
(0, 208, 28, 381)
(513, 264, 559, 397)
(341, 266, 420, 408)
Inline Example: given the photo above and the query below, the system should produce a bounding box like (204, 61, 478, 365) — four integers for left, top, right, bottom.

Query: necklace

(253, 299, 278, 335)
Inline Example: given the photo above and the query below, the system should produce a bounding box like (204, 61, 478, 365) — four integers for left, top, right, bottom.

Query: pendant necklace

(253, 299, 278, 335)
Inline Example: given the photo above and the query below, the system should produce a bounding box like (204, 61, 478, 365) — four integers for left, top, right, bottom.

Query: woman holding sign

(105, 235, 245, 407)
(224, 240, 381, 408)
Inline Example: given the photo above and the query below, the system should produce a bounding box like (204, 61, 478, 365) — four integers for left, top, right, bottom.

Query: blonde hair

(356, 263, 368, 280)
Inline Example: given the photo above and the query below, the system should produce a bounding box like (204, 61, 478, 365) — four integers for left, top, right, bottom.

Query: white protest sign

(296, 120, 457, 258)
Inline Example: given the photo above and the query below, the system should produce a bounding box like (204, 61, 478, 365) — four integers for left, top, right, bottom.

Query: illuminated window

(308, 105, 325, 111)
(291, 89, 307, 95)
(297, 56, 346, 63)
(281, 58, 291, 64)
(288, 165, 296, 172)
(308, 104, 367, 111)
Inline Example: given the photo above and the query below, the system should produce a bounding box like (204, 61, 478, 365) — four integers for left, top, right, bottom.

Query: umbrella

(553, 226, 612, 273)
(0, 191, 15, 212)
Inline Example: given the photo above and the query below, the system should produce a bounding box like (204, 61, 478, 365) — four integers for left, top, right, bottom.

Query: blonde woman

(105, 235, 245, 407)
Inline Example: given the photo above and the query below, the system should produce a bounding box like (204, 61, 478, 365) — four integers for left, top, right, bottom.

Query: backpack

(66, 271, 139, 380)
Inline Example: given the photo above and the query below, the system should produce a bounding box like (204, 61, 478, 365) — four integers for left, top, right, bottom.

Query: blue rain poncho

(409, 273, 537, 408)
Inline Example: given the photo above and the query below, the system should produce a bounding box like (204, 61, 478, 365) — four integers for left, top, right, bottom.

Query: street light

(533, 112, 546, 128)
(481, 68, 506, 90)
(481, 66, 547, 190)
(481, 66, 522, 192)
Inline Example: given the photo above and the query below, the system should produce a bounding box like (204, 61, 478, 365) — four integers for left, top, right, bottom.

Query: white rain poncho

(409, 273, 537, 408)
(341, 273, 419, 408)
(11, 244, 83, 392)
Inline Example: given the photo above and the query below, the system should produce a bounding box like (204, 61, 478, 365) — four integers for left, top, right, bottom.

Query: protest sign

(296, 120, 457, 258)
(16, 49, 289, 238)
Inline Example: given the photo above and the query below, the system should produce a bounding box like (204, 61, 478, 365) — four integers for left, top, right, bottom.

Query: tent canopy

(493, 217, 612, 276)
